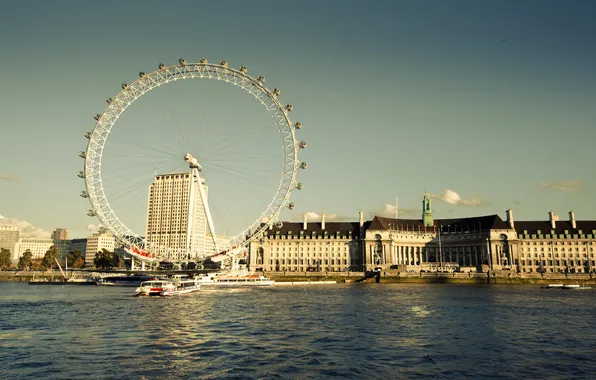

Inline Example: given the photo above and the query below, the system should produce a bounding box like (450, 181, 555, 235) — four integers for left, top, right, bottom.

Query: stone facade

(247, 193, 596, 274)
(248, 213, 366, 272)
(513, 211, 596, 274)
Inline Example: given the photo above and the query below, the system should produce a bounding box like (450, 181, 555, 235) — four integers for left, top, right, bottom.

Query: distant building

(52, 228, 71, 259)
(70, 238, 87, 260)
(51, 228, 69, 240)
(85, 233, 115, 266)
(145, 171, 216, 261)
(14, 238, 54, 261)
(0, 225, 19, 258)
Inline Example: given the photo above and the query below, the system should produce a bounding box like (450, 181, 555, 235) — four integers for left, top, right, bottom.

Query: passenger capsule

(296, 183, 303, 190)
(299, 141, 307, 149)
(286, 104, 293, 112)
(80, 191, 88, 198)
(239, 65, 248, 73)
(158, 63, 165, 69)
(106, 97, 113, 104)
(87, 210, 96, 217)
(288, 203, 295, 210)
(139, 72, 146, 78)
(179, 58, 187, 65)
(78, 151, 86, 159)
(300, 162, 307, 169)
(275, 221, 283, 228)
(257, 75, 265, 82)
(93, 114, 101, 120)
(273, 88, 281, 96)
(121, 83, 129, 90)
(77, 171, 85, 178)
(199, 57, 208, 64)
(220, 60, 228, 67)
(84, 132, 91, 139)
(295, 122, 302, 129)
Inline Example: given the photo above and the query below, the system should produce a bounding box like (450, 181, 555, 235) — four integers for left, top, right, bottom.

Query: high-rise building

(0, 225, 19, 258)
(145, 171, 216, 261)
(52, 228, 71, 259)
(51, 228, 69, 240)
(85, 233, 115, 266)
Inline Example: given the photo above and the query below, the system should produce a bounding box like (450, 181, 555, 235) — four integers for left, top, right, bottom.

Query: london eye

(78, 58, 305, 264)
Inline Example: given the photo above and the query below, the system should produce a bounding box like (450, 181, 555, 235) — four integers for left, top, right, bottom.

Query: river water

(1, 282, 595, 379)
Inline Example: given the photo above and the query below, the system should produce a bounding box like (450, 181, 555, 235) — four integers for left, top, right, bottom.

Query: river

(1, 283, 595, 379)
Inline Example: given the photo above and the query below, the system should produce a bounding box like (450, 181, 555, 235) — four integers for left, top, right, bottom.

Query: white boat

(562, 284, 591, 290)
(198, 272, 275, 287)
(133, 280, 176, 297)
(96, 274, 157, 287)
(133, 277, 201, 297)
(162, 277, 201, 296)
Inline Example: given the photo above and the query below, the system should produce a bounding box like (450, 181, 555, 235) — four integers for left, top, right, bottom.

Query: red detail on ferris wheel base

(131, 245, 153, 258)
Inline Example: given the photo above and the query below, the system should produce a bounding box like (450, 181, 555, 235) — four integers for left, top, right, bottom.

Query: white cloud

(0, 173, 21, 181)
(0, 214, 51, 238)
(539, 180, 586, 192)
(86, 224, 101, 233)
(429, 189, 488, 206)
(363, 204, 418, 219)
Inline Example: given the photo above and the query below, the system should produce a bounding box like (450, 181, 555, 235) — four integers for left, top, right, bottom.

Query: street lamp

(438, 224, 444, 269)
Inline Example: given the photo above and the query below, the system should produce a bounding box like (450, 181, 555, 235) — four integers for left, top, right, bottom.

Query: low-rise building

(14, 238, 54, 261)
(85, 233, 115, 266)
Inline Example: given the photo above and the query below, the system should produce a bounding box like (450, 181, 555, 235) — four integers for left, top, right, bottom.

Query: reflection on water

(1, 283, 596, 379)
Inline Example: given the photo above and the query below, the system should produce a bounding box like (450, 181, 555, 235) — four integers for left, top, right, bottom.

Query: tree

(18, 250, 33, 270)
(41, 246, 60, 270)
(66, 249, 85, 269)
(94, 249, 121, 269)
(0, 248, 11, 269)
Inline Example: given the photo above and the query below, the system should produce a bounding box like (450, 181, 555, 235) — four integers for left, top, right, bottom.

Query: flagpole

(395, 197, 398, 219)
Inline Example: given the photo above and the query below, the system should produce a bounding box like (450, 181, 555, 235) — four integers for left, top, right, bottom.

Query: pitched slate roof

(368, 214, 509, 232)
(261, 221, 367, 238)
(514, 220, 596, 235)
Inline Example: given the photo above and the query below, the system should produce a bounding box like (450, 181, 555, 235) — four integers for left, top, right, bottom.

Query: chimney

(321, 213, 326, 230)
(506, 209, 514, 229)
(569, 211, 577, 229)
(303, 212, 307, 230)
(548, 211, 558, 229)
(359, 210, 364, 227)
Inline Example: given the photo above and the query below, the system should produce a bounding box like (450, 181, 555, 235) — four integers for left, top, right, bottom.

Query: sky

(1, 0, 595, 239)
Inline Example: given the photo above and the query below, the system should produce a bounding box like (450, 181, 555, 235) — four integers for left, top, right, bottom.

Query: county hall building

(249, 193, 596, 274)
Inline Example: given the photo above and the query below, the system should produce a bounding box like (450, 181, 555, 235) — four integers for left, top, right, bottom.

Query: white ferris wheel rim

(82, 59, 302, 260)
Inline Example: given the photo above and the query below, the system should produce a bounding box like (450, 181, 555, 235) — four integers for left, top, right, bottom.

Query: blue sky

(1, 0, 595, 239)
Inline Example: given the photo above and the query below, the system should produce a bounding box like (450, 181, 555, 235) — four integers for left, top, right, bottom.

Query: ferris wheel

(78, 58, 306, 263)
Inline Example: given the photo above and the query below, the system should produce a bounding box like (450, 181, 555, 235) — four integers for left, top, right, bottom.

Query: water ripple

(1, 283, 596, 379)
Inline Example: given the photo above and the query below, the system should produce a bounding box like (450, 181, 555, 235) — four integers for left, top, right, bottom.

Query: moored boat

(96, 274, 157, 287)
(198, 272, 274, 287)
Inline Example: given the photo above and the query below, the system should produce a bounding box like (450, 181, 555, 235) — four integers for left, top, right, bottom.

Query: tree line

(0, 246, 124, 270)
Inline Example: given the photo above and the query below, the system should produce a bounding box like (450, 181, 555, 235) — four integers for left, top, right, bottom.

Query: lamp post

(438, 225, 443, 268)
